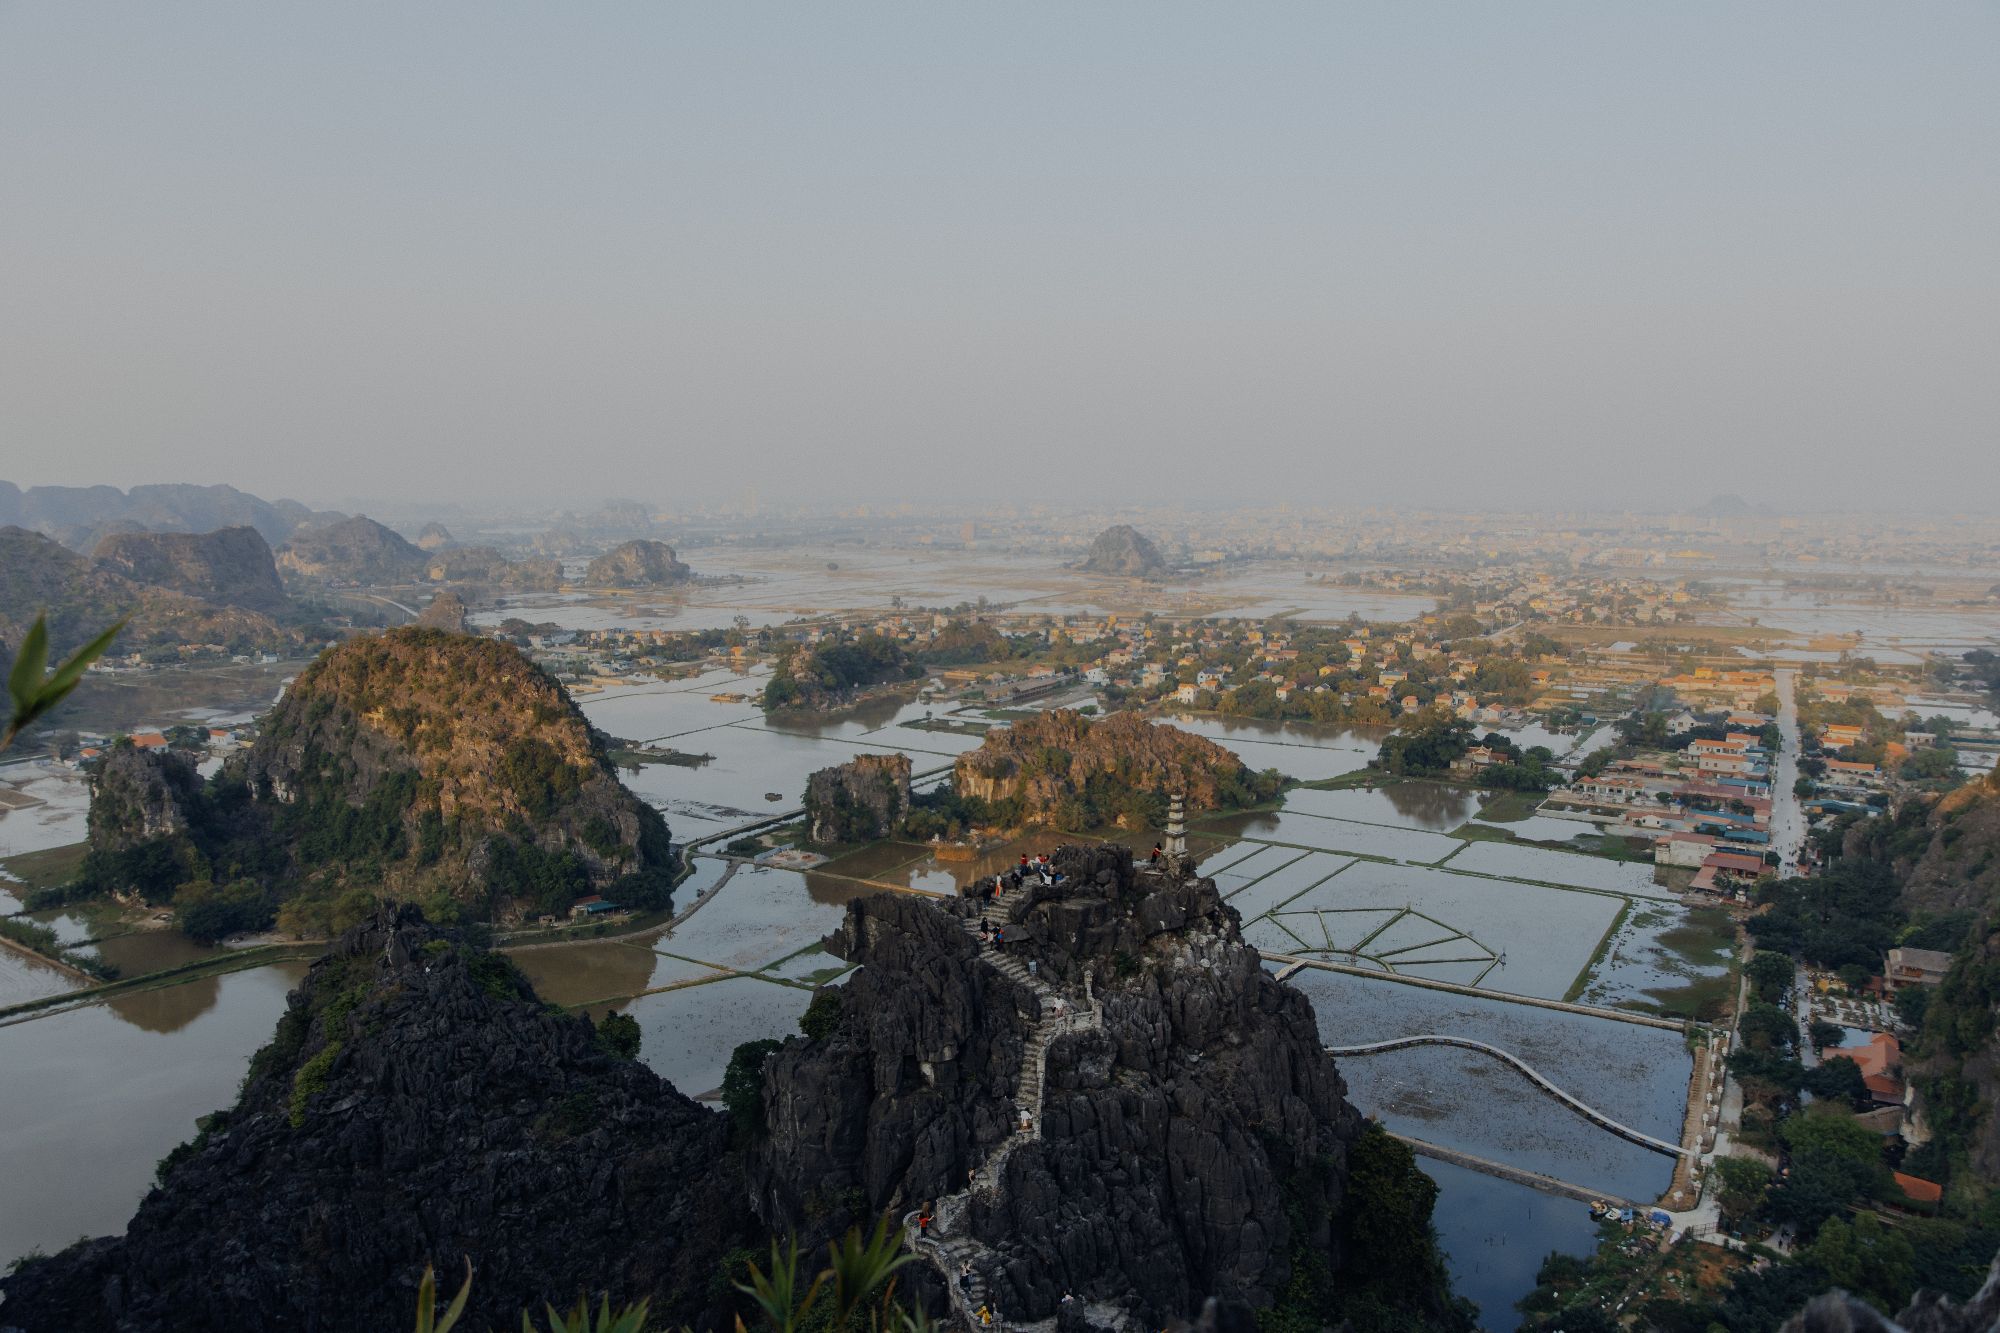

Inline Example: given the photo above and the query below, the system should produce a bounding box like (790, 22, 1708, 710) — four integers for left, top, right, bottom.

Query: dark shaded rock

(585, 540, 692, 587)
(1782, 1253, 2000, 1330)
(805, 753, 912, 845)
(0, 906, 753, 1333)
(91, 526, 291, 614)
(1080, 526, 1166, 578)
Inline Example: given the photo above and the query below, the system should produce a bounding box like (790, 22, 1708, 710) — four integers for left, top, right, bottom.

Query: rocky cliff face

(805, 753, 912, 845)
(92, 525, 292, 614)
(585, 539, 692, 587)
(1888, 773, 2000, 1183)
(1080, 526, 1166, 578)
(751, 846, 1465, 1331)
(953, 710, 1265, 826)
(87, 744, 205, 849)
(0, 906, 752, 1332)
(1899, 771, 2000, 918)
(276, 515, 429, 584)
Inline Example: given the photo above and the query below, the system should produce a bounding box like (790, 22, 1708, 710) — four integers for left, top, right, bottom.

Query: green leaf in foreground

(2, 614, 127, 753)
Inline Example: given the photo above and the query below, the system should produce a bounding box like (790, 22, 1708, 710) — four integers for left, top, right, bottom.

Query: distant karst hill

(953, 708, 1282, 828)
(91, 525, 292, 615)
(0, 480, 329, 550)
(585, 538, 693, 587)
(75, 627, 675, 936)
(1080, 524, 1168, 577)
(421, 545, 563, 590)
(414, 588, 469, 631)
(276, 514, 430, 584)
(0, 524, 295, 658)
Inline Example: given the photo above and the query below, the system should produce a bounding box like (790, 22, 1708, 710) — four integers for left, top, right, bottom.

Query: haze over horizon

(2, 5, 1995, 514)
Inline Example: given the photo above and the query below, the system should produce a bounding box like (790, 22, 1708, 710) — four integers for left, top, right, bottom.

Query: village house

(1885, 947, 1953, 991)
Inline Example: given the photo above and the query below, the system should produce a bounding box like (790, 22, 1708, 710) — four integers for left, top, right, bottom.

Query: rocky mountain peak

(751, 845, 1466, 1331)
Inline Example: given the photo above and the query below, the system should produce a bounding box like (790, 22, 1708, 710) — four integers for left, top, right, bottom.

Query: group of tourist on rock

(961, 851, 1069, 908)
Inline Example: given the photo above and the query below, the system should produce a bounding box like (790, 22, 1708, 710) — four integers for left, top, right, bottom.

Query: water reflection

(0, 961, 306, 1271)
(1383, 782, 1475, 830)
(800, 872, 882, 908)
(105, 975, 222, 1033)
(1287, 783, 1475, 831)
(508, 937, 663, 1009)
(1425, 1159, 1601, 1331)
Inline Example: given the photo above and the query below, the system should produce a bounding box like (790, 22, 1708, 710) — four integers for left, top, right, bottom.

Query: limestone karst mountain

(75, 628, 675, 935)
(952, 708, 1280, 828)
(0, 524, 295, 657)
(584, 538, 693, 587)
(1079, 524, 1167, 577)
(276, 514, 430, 584)
(91, 525, 292, 614)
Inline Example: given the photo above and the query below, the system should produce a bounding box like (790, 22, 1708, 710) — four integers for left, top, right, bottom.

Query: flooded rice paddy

(1424, 1158, 1603, 1331)
(1442, 841, 1675, 899)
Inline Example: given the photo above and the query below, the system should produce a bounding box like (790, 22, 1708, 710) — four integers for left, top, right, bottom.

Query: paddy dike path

(1322, 1034, 1691, 1160)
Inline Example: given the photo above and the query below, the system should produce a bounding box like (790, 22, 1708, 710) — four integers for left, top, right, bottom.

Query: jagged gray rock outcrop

(0, 906, 753, 1333)
(87, 744, 204, 849)
(751, 845, 1464, 1331)
(1782, 1255, 2000, 1331)
(804, 753, 912, 845)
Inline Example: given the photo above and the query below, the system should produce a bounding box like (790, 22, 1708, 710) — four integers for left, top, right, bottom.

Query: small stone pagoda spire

(1165, 793, 1188, 873)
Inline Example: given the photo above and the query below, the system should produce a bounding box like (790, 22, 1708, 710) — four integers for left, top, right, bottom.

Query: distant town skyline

(3, 5, 1995, 512)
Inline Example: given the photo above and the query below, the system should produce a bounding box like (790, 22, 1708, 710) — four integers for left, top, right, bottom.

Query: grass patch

(1471, 790, 1542, 823)
(610, 747, 713, 769)
(1642, 973, 1736, 1023)
(1564, 899, 1631, 1004)
(0, 842, 88, 893)
(1296, 768, 1390, 791)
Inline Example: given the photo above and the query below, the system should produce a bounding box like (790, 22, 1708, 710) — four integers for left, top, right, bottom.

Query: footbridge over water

(1324, 1034, 1691, 1159)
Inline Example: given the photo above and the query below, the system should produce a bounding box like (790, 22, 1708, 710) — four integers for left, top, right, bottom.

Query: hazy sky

(2, 5, 1994, 512)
